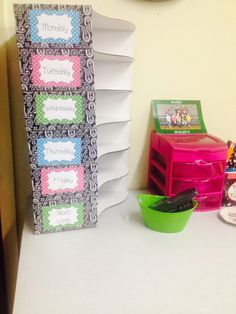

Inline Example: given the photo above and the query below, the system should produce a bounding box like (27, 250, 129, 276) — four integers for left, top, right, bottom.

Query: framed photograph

(152, 99, 207, 134)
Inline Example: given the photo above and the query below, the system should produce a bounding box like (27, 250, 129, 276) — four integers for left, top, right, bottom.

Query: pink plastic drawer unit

(148, 131, 228, 211)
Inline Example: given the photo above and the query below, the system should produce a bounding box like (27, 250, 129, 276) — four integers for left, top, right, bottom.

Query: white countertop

(14, 191, 236, 314)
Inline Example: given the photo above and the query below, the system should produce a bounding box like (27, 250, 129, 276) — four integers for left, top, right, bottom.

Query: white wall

(3, 0, 236, 188)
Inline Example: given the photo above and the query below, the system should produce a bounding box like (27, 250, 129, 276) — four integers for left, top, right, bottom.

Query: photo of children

(164, 106, 192, 128)
(152, 100, 207, 134)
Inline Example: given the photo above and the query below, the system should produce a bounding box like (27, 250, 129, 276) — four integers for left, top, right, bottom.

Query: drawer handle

(194, 160, 213, 166)
(196, 195, 208, 200)
(184, 179, 209, 183)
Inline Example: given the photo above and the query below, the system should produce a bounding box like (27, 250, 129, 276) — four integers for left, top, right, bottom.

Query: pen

(227, 142, 235, 162)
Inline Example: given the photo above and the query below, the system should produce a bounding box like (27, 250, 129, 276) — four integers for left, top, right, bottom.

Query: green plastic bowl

(137, 194, 197, 233)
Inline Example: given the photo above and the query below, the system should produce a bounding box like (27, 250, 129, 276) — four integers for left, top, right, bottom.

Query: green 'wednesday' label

(36, 94, 84, 125)
(42, 203, 84, 232)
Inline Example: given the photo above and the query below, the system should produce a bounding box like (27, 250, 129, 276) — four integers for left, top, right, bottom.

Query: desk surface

(14, 191, 236, 314)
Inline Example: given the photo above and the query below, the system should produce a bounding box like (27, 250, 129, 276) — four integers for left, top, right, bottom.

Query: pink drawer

(171, 177, 224, 194)
(195, 193, 222, 211)
(172, 160, 226, 178)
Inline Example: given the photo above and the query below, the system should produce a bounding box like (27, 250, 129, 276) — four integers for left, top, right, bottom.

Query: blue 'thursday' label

(37, 137, 82, 166)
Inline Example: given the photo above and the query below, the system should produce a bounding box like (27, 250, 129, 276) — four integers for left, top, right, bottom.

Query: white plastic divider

(96, 90, 132, 126)
(93, 11, 135, 57)
(98, 150, 129, 188)
(97, 176, 129, 215)
(93, 11, 135, 215)
(97, 121, 130, 146)
(97, 142, 130, 159)
(94, 59, 133, 90)
(97, 121, 130, 157)
(94, 51, 133, 62)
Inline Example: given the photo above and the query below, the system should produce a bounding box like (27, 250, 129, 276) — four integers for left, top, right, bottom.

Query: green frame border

(36, 94, 84, 125)
(42, 203, 84, 232)
(152, 99, 207, 134)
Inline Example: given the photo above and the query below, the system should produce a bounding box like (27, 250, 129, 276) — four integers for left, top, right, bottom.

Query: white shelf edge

(97, 146, 130, 160)
(95, 61, 133, 90)
(97, 191, 128, 216)
(97, 181, 129, 216)
(92, 10, 136, 32)
(97, 143, 130, 159)
(96, 89, 132, 94)
(95, 89, 133, 92)
(98, 169, 129, 189)
(94, 51, 134, 62)
(96, 117, 131, 127)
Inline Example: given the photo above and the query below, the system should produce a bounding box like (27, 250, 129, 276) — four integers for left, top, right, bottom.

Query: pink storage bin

(195, 193, 222, 212)
(154, 133, 227, 163)
(171, 177, 224, 194)
(173, 161, 226, 178)
(151, 131, 227, 162)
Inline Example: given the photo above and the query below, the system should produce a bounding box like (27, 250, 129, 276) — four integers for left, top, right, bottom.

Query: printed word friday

(53, 177, 75, 184)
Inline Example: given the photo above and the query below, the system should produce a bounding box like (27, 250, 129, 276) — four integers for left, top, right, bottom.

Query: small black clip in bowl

(149, 188, 198, 213)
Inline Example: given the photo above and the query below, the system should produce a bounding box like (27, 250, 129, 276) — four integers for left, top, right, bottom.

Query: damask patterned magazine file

(14, 4, 98, 234)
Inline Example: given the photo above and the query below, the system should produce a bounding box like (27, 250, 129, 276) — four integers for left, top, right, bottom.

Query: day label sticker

(41, 166, 84, 195)
(37, 138, 82, 166)
(29, 9, 80, 44)
(42, 203, 84, 231)
(32, 55, 81, 87)
(35, 94, 83, 124)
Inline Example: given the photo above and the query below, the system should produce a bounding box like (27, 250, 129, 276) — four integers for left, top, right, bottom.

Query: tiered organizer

(15, 4, 98, 233)
(92, 12, 135, 215)
(148, 131, 228, 211)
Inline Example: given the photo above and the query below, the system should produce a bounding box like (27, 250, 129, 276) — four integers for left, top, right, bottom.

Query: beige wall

(3, 0, 236, 190)
(0, 1, 19, 312)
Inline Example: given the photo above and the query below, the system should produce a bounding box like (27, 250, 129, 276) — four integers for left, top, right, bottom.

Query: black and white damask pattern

(14, 4, 98, 234)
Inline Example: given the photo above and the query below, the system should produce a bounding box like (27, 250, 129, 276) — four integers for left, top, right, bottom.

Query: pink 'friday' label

(32, 55, 81, 87)
(41, 166, 84, 195)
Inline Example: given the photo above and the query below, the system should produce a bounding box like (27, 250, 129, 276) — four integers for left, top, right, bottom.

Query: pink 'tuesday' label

(32, 55, 81, 87)
(41, 166, 84, 195)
